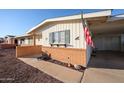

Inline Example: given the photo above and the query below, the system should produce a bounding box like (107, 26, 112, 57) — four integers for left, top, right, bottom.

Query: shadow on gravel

(0, 49, 62, 83)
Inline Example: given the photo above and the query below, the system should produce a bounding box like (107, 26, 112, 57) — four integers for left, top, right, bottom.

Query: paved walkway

(19, 57, 83, 83)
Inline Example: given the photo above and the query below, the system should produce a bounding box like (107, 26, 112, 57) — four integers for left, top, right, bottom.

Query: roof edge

(27, 9, 111, 34)
(108, 14, 124, 21)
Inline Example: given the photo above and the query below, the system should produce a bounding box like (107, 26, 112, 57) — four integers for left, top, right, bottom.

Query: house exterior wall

(36, 19, 86, 49)
(33, 19, 89, 66)
(16, 19, 92, 66)
(35, 35, 42, 45)
(42, 46, 86, 66)
(17, 10, 112, 67)
(5, 37, 15, 44)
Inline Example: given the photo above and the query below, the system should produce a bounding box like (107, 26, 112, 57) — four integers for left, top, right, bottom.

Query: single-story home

(0, 37, 4, 43)
(0, 35, 17, 49)
(16, 10, 124, 67)
(4, 35, 16, 44)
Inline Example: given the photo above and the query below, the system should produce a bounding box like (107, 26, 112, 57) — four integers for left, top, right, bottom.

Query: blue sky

(0, 9, 124, 37)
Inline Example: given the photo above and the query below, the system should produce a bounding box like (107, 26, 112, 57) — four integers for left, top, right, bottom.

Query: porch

(16, 33, 41, 46)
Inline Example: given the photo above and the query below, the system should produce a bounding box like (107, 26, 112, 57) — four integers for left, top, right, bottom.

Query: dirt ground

(0, 49, 62, 83)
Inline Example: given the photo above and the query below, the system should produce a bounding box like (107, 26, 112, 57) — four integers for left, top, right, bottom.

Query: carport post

(33, 34, 36, 46)
(121, 34, 124, 52)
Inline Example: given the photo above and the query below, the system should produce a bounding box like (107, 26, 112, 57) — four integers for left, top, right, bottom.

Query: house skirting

(42, 46, 86, 66)
(16, 45, 87, 66)
(16, 45, 42, 57)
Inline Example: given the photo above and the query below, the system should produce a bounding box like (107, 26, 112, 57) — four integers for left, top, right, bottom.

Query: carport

(82, 15, 124, 82)
(86, 15, 124, 68)
(88, 15, 124, 52)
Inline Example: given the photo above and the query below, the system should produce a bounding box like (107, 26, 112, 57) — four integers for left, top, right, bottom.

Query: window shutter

(58, 32, 60, 43)
(65, 30, 70, 44)
(52, 32, 54, 43)
(49, 33, 53, 44)
(59, 31, 65, 43)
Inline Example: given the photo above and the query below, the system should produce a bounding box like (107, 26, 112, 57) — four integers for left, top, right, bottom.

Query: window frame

(49, 30, 70, 45)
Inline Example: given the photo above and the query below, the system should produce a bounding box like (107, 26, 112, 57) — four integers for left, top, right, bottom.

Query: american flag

(81, 14, 94, 48)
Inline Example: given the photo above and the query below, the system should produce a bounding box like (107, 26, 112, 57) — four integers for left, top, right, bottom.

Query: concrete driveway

(82, 51, 124, 83)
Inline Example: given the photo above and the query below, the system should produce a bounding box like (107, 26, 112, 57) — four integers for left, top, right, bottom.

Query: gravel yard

(0, 49, 62, 83)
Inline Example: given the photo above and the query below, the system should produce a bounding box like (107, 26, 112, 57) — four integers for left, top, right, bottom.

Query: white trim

(27, 10, 111, 34)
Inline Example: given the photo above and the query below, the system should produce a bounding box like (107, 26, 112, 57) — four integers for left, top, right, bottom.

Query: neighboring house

(0, 38, 4, 43)
(16, 10, 124, 67)
(0, 35, 17, 49)
(4, 35, 16, 44)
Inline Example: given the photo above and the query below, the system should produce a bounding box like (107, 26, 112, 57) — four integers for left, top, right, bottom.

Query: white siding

(36, 35, 42, 45)
(36, 20, 86, 49)
(36, 38, 42, 45)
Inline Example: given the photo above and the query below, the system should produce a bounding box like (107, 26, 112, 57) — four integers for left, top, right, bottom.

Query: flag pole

(80, 10, 85, 29)
(80, 10, 86, 48)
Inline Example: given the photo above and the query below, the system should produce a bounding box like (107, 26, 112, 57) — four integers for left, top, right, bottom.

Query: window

(49, 33, 53, 44)
(49, 30, 70, 45)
